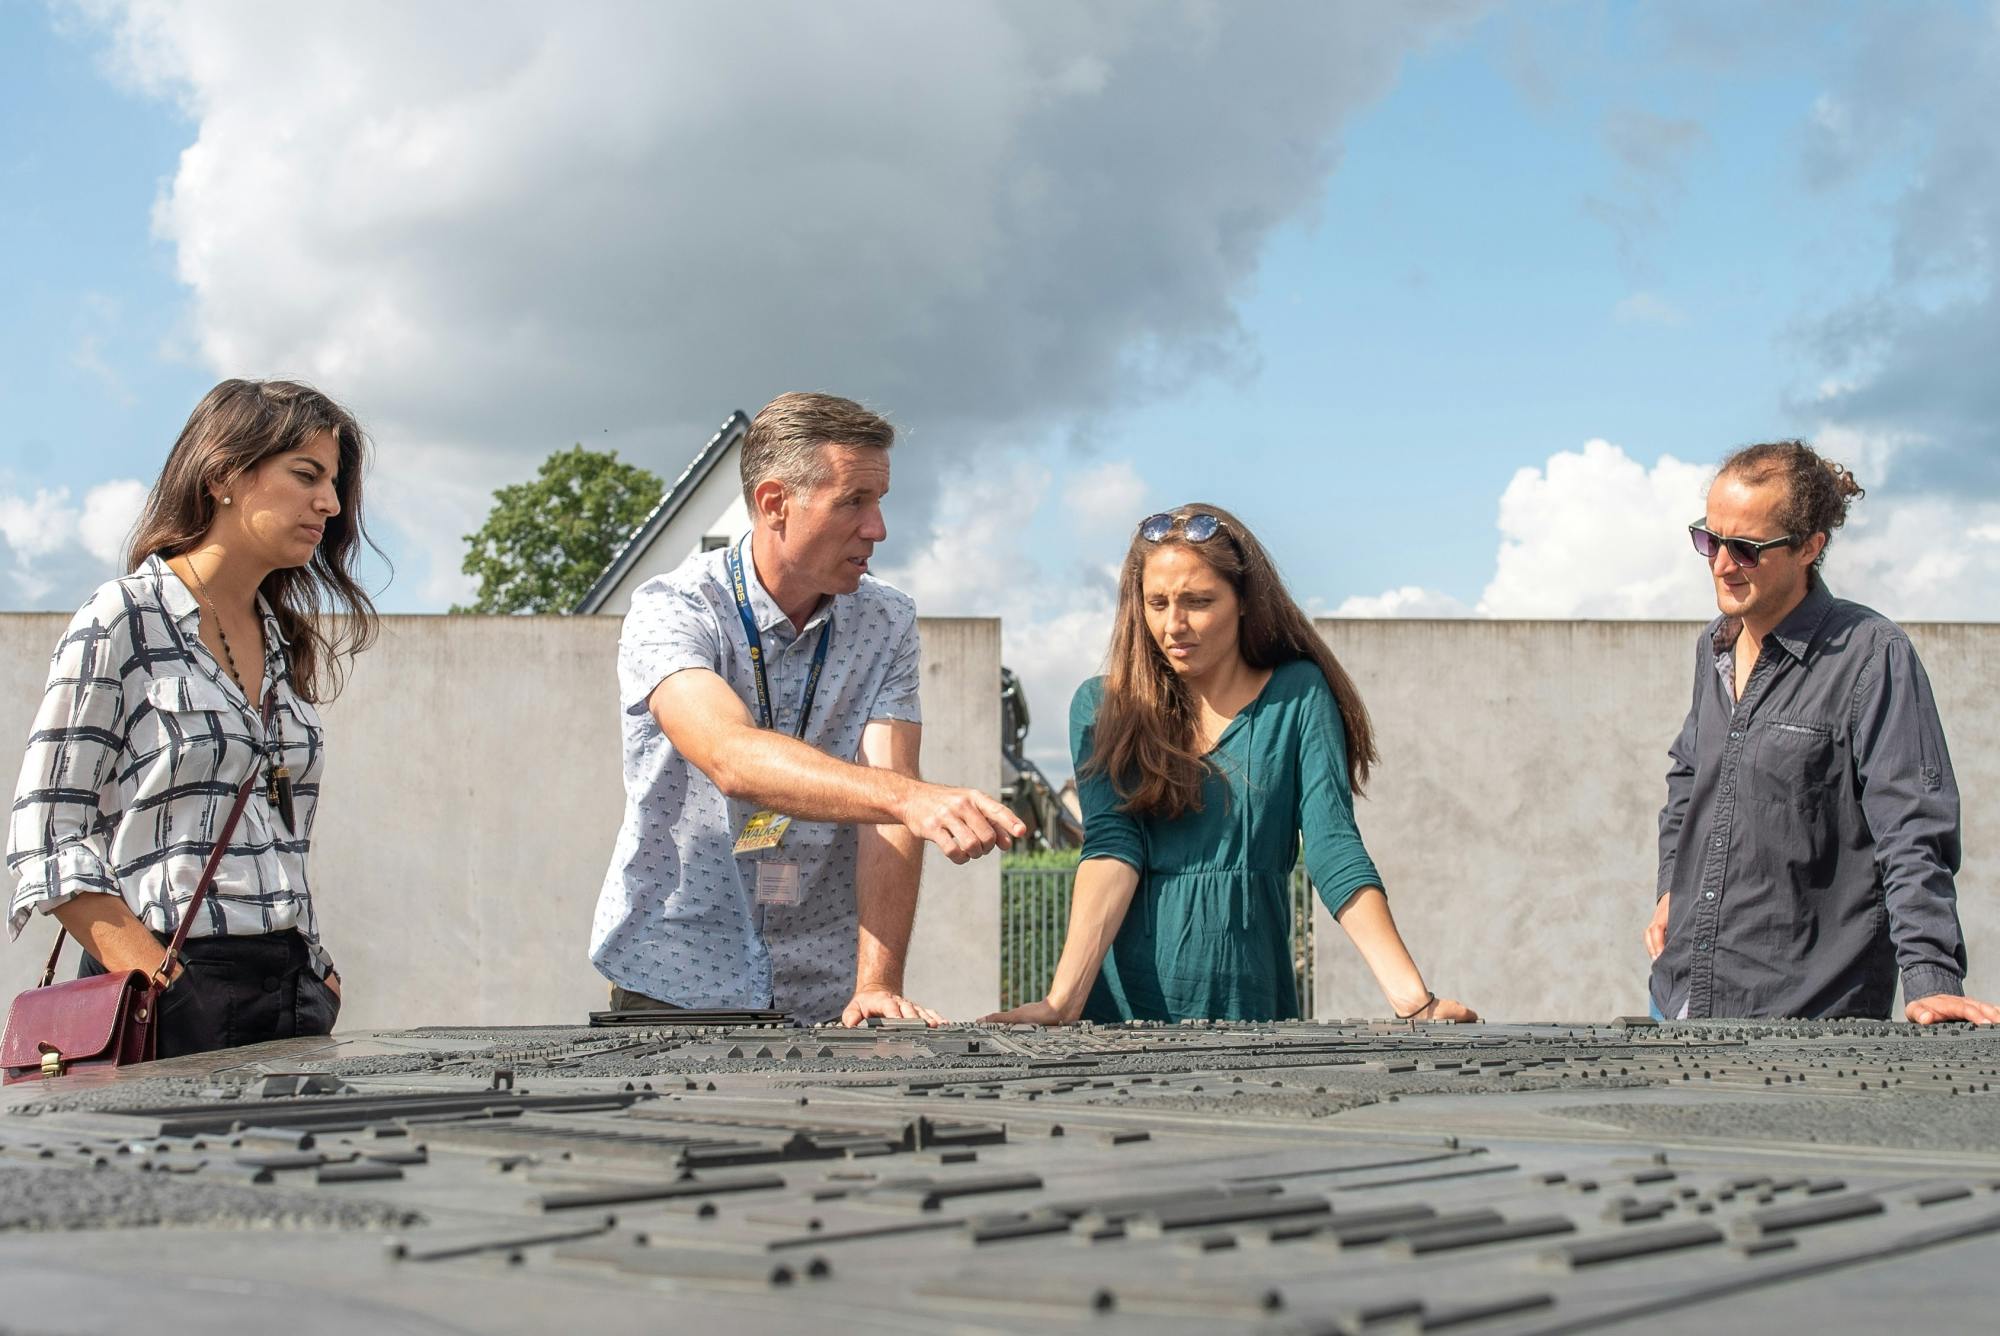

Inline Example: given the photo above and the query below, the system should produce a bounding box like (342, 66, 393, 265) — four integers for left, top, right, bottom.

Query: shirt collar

(144, 552, 198, 623)
(736, 534, 834, 638)
(144, 551, 291, 649)
(1706, 575, 1833, 665)
(1767, 576, 1834, 664)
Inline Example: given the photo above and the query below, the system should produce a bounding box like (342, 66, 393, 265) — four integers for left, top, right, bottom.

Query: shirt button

(1704, 891, 1716, 900)
(1730, 730, 1743, 740)
(1697, 941, 1711, 951)
(1712, 836, 1723, 848)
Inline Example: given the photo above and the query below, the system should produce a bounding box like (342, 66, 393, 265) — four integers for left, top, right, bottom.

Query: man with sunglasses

(1647, 441, 1998, 1024)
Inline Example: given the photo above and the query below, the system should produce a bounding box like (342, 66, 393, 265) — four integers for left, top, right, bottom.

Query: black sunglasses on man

(1688, 521, 1797, 569)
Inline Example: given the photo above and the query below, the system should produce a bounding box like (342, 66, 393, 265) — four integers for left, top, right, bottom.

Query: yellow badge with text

(733, 810, 793, 855)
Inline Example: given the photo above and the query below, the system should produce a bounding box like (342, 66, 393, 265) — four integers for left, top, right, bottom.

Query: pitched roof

(572, 410, 750, 614)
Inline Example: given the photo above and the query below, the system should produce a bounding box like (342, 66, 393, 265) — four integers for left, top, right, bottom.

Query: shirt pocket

(1754, 717, 1841, 809)
(146, 672, 237, 716)
(135, 673, 239, 777)
(274, 693, 324, 779)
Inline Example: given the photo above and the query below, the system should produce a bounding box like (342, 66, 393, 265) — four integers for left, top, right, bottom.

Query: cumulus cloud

(1337, 432, 2000, 624)
(0, 479, 148, 607)
(1477, 440, 1715, 618)
(1331, 586, 1476, 618)
(79, 479, 148, 566)
(1832, 495, 2000, 620)
(1797, 3, 2000, 496)
(74, 0, 1477, 604)
(879, 456, 1149, 776)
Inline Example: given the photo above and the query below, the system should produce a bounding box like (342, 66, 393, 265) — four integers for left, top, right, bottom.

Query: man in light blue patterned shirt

(590, 393, 1025, 1025)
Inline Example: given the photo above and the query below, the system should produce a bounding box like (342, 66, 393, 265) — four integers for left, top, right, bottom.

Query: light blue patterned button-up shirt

(589, 535, 922, 1023)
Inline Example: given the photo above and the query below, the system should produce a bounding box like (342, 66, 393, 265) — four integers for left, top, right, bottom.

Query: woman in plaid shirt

(7, 379, 379, 1058)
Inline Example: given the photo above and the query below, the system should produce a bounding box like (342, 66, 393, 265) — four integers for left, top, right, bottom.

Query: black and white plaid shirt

(6, 554, 332, 975)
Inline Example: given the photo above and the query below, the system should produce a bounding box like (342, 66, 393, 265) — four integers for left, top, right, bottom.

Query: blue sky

(3, 2, 1995, 768)
(1, 2, 206, 489)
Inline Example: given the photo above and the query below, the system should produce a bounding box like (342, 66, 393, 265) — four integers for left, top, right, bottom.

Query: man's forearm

(708, 725, 918, 825)
(854, 825, 924, 991)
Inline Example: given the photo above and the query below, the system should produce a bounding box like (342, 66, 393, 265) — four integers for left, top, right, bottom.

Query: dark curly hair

(1718, 440, 1865, 570)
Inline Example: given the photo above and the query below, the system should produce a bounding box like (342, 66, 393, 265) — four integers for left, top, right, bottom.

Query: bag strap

(39, 687, 275, 989)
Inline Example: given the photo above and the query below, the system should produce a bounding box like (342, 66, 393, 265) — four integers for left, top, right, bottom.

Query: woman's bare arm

(982, 857, 1141, 1024)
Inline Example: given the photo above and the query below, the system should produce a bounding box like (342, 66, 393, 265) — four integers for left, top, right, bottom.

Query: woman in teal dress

(988, 504, 1476, 1025)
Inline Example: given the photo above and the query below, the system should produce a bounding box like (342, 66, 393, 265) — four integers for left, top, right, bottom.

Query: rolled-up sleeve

(1296, 677, 1382, 916)
(619, 584, 723, 717)
(1851, 635, 1966, 1001)
(1656, 634, 1705, 896)
(1071, 681, 1143, 872)
(7, 607, 129, 936)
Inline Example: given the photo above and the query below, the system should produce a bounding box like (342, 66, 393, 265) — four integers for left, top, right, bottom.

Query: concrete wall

(6, 612, 1994, 1027)
(0, 613, 1000, 1027)
(1309, 619, 2000, 1023)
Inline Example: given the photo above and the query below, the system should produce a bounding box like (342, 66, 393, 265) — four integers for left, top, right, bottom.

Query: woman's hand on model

(1387, 988, 1478, 1023)
(1417, 995, 1478, 1023)
(979, 998, 1079, 1026)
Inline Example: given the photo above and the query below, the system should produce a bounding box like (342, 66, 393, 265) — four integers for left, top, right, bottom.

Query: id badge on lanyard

(728, 538, 829, 908)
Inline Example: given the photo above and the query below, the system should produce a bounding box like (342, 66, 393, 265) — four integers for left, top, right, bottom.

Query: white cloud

(1477, 439, 1715, 618)
(0, 490, 75, 565)
(1832, 496, 2000, 619)
(79, 478, 147, 566)
(1337, 432, 2000, 625)
(73, 0, 1476, 605)
(1332, 586, 1476, 618)
(879, 454, 1149, 776)
(0, 479, 147, 607)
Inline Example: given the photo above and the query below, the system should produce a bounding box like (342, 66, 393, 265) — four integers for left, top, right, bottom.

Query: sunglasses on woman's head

(1688, 521, 1797, 568)
(1139, 512, 1226, 543)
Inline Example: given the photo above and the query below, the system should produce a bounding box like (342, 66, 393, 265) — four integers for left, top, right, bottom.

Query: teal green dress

(1072, 659, 1383, 1023)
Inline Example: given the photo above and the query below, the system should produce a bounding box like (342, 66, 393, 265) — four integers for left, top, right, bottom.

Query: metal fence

(999, 863, 1318, 1017)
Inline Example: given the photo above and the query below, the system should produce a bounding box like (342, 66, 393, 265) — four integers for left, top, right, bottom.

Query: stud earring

(221, 496, 232, 506)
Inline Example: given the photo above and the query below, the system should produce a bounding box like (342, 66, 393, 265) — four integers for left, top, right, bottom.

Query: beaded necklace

(179, 556, 294, 830)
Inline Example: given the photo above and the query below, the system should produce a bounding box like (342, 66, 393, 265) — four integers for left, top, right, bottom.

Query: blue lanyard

(727, 538, 831, 739)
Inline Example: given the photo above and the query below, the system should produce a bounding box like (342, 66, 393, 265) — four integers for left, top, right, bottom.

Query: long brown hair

(126, 379, 381, 702)
(1086, 502, 1377, 820)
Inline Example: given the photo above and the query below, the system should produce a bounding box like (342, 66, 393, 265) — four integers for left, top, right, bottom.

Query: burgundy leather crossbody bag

(2, 692, 269, 1084)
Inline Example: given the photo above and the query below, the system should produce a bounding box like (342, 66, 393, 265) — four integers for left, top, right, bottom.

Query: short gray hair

(740, 392, 895, 507)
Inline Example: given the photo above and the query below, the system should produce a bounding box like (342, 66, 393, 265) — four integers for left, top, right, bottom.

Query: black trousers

(80, 929, 339, 1061)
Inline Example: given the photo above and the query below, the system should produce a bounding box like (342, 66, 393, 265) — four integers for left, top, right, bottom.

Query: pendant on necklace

(268, 764, 295, 832)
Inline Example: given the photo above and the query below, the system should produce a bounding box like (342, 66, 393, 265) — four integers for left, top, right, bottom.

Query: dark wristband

(1394, 990, 1438, 1021)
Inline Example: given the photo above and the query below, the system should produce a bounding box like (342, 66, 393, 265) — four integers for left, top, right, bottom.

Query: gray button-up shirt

(589, 536, 922, 1024)
(1650, 578, 1966, 1020)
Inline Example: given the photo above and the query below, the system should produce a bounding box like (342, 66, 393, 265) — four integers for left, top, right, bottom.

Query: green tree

(452, 445, 663, 614)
